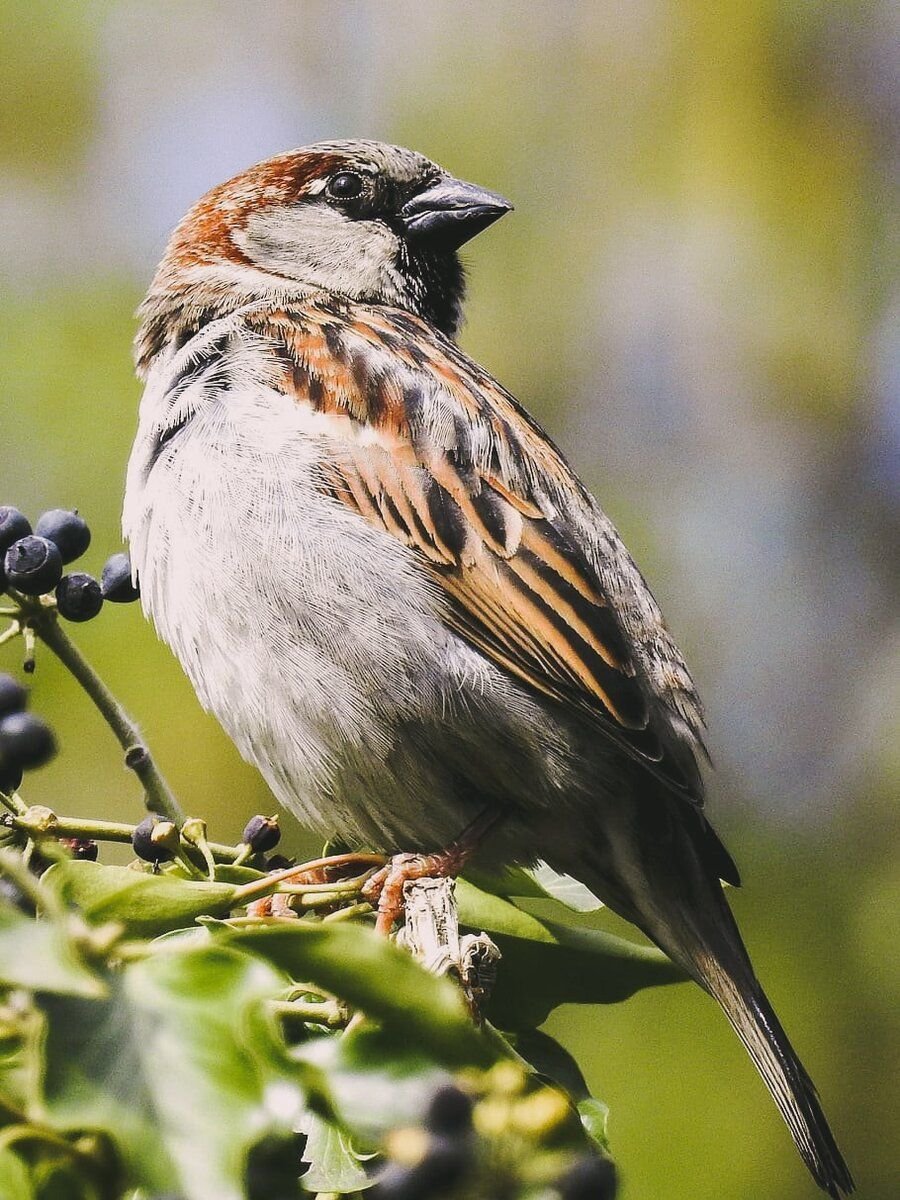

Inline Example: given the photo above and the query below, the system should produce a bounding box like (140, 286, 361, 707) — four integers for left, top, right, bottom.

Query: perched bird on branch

(124, 139, 852, 1197)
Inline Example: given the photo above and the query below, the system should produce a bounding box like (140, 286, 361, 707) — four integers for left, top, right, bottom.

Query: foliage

(0, 578, 682, 1199)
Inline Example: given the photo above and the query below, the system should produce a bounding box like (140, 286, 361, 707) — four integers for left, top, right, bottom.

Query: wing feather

(245, 301, 706, 798)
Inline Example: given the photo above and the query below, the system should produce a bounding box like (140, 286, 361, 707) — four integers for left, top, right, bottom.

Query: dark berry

(0, 507, 31, 556)
(35, 509, 91, 564)
(424, 1084, 473, 1137)
(0, 712, 57, 770)
(558, 1155, 618, 1200)
(0, 674, 27, 719)
(59, 837, 99, 861)
(245, 1132, 306, 1200)
(101, 552, 140, 602)
(4, 536, 63, 596)
(0, 759, 23, 794)
(55, 573, 103, 622)
(371, 1138, 470, 1199)
(132, 815, 177, 863)
(242, 814, 281, 853)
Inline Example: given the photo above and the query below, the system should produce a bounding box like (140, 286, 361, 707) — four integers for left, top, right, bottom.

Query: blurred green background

(1, 2, 896, 1197)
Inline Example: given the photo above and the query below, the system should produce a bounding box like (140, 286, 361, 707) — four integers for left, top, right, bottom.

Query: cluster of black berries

(0, 673, 56, 794)
(0, 505, 139, 620)
(369, 1077, 618, 1200)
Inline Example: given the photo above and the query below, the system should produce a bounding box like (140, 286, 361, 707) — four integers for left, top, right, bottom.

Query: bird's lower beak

(400, 177, 512, 249)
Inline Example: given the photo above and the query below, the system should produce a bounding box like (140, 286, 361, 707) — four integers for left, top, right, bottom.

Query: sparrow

(123, 139, 852, 1196)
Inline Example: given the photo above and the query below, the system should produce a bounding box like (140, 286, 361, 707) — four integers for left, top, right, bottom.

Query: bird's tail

(576, 805, 854, 1197)
(690, 937, 854, 1198)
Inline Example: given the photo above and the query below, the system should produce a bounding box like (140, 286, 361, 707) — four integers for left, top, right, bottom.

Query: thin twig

(231, 852, 386, 904)
(0, 788, 28, 817)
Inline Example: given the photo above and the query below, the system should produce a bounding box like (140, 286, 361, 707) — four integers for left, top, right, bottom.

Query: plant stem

(232, 852, 386, 904)
(34, 613, 185, 826)
(0, 788, 28, 817)
(0, 848, 67, 922)
(9, 811, 241, 863)
(270, 998, 348, 1028)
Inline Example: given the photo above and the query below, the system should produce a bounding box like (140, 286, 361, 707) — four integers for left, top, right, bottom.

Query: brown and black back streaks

(239, 300, 705, 789)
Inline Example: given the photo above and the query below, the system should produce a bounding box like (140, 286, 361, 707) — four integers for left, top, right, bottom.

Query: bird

(123, 139, 852, 1197)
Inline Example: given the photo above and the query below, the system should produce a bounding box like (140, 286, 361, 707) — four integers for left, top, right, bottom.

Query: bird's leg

(362, 808, 501, 935)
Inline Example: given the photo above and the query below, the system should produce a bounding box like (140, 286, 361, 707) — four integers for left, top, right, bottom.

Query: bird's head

(136, 140, 511, 372)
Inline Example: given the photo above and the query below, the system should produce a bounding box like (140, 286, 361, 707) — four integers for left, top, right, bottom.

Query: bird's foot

(363, 846, 473, 934)
(362, 812, 499, 935)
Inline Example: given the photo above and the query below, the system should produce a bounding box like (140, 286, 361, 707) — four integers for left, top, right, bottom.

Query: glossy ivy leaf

(41, 945, 303, 1200)
(123, 946, 303, 1200)
(577, 1097, 612, 1155)
(41, 982, 175, 1194)
(527, 862, 604, 912)
(464, 861, 603, 913)
(298, 1110, 374, 1195)
(42, 860, 236, 937)
(455, 879, 685, 1028)
(0, 896, 104, 997)
(213, 920, 490, 1067)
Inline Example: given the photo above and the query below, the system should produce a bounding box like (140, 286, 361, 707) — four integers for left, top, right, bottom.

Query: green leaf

(515, 1030, 610, 1153)
(514, 1028, 592, 1099)
(295, 1026, 447, 1140)
(0, 995, 45, 1119)
(42, 861, 236, 938)
(456, 880, 685, 1028)
(465, 862, 603, 912)
(526, 863, 604, 912)
(0, 899, 104, 998)
(463, 865, 549, 901)
(41, 945, 304, 1200)
(577, 1097, 611, 1154)
(298, 1111, 373, 1194)
(214, 920, 491, 1068)
(41, 984, 175, 1194)
(210, 864, 267, 886)
(0, 1147, 34, 1200)
(124, 946, 303, 1200)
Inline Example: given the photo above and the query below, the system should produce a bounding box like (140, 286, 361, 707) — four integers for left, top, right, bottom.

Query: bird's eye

(326, 171, 364, 200)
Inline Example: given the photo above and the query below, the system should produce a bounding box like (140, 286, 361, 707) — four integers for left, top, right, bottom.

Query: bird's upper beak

(400, 176, 513, 249)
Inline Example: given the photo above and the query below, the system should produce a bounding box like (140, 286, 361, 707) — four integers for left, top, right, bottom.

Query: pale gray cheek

(235, 207, 410, 308)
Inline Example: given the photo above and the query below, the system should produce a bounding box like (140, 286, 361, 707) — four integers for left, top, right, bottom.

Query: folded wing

(244, 300, 706, 800)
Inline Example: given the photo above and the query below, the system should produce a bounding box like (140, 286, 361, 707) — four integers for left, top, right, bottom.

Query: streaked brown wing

(245, 301, 698, 791)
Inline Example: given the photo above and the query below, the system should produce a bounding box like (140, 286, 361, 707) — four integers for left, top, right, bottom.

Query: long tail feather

(693, 944, 854, 1197)
(576, 802, 853, 1197)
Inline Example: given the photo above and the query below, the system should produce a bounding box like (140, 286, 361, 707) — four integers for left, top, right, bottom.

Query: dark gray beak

(400, 176, 512, 249)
